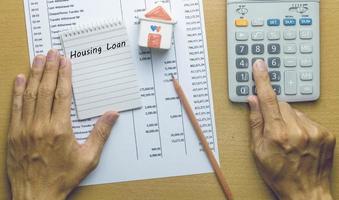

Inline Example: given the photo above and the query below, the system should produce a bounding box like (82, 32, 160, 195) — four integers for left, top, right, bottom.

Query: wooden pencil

(171, 75, 233, 200)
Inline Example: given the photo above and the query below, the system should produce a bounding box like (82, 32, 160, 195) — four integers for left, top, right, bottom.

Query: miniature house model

(138, 4, 176, 50)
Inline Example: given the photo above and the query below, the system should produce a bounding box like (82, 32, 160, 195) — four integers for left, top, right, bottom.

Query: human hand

(7, 49, 119, 200)
(248, 60, 336, 200)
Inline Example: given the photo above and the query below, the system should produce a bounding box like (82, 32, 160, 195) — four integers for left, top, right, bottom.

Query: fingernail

(47, 49, 58, 61)
(254, 60, 267, 72)
(60, 56, 67, 68)
(248, 96, 259, 111)
(33, 55, 44, 68)
(105, 112, 120, 124)
(16, 74, 25, 86)
(248, 96, 255, 109)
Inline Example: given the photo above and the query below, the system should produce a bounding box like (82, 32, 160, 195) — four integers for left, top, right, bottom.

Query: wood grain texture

(0, 0, 338, 199)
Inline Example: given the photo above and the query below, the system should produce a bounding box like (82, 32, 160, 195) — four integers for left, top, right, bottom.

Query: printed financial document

(23, 0, 219, 185)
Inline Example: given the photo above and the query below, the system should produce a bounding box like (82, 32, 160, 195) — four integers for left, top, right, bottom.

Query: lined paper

(60, 22, 142, 120)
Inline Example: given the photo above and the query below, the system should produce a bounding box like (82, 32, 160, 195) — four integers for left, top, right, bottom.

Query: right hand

(248, 60, 336, 200)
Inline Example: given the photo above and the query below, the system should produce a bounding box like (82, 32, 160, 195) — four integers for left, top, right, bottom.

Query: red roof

(145, 6, 172, 21)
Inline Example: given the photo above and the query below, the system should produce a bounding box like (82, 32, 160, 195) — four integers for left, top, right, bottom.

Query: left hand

(7, 49, 119, 200)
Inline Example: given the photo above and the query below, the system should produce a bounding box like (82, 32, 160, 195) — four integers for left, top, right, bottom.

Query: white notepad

(60, 21, 142, 120)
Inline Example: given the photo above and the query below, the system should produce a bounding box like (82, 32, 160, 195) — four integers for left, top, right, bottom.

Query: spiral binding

(62, 19, 123, 39)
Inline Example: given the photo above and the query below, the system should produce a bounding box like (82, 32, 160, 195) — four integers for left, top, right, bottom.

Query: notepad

(60, 21, 142, 120)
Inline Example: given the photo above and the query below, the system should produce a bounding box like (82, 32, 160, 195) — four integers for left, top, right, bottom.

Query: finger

(23, 55, 46, 125)
(319, 133, 336, 176)
(294, 109, 335, 176)
(279, 104, 308, 147)
(252, 60, 283, 126)
(248, 96, 264, 146)
(294, 109, 319, 128)
(85, 112, 119, 157)
(10, 74, 26, 130)
(51, 57, 72, 121)
(295, 109, 330, 146)
(35, 49, 60, 120)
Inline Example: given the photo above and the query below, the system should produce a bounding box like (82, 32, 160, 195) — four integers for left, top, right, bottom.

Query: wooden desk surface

(1, 0, 339, 199)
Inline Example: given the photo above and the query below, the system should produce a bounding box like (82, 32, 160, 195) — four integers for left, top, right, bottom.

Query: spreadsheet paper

(23, 0, 219, 186)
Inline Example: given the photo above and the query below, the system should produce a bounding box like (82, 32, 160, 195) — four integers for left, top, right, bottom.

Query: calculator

(227, 0, 320, 102)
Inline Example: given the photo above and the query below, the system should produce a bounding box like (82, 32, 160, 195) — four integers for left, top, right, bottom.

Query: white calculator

(227, 0, 320, 102)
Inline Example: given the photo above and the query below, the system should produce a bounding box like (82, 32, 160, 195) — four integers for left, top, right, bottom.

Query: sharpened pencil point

(171, 74, 175, 80)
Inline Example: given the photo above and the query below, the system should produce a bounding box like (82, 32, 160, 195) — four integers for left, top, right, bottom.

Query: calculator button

(300, 30, 313, 39)
(236, 44, 248, 55)
(284, 43, 297, 54)
(272, 85, 282, 95)
(251, 31, 265, 41)
(236, 86, 249, 96)
(300, 57, 313, 67)
(252, 19, 264, 27)
(236, 72, 250, 82)
(300, 43, 313, 53)
(252, 57, 265, 65)
(236, 58, 249, 69)
(285, 71, 297, 95)
(300, 18, 312, 26)
(283, 18, 296, 26)
(300, 71, 313, 81)
(252, 44, 264, 55)
(235, 19, 249, 27)
(268, 43, 280, 54)
(267, 19, 280, 26)
(284, 57, 297, 67)
(253, 85, 281, 95)
(236, 32, 249, 41)
(267, 31, 281, 40)
(300, 85, 313, 94)
(284, 29, 297, 40)
(269, 71, 281, 82)
(268, 57, 281, 68)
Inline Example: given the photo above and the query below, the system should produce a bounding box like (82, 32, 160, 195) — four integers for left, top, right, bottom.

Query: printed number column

(183, 0, 215, 151)
(27, 0, 52, 55)
(147, 0, 188, 158)
(122, 0, 164, 160)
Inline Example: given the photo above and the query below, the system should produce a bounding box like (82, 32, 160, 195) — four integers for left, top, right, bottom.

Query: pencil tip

(171, 74, 175, 80)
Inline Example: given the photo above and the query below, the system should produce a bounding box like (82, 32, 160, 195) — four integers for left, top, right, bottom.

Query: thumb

(86, 111, 119, 156)
(248, 96, 264, 147)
